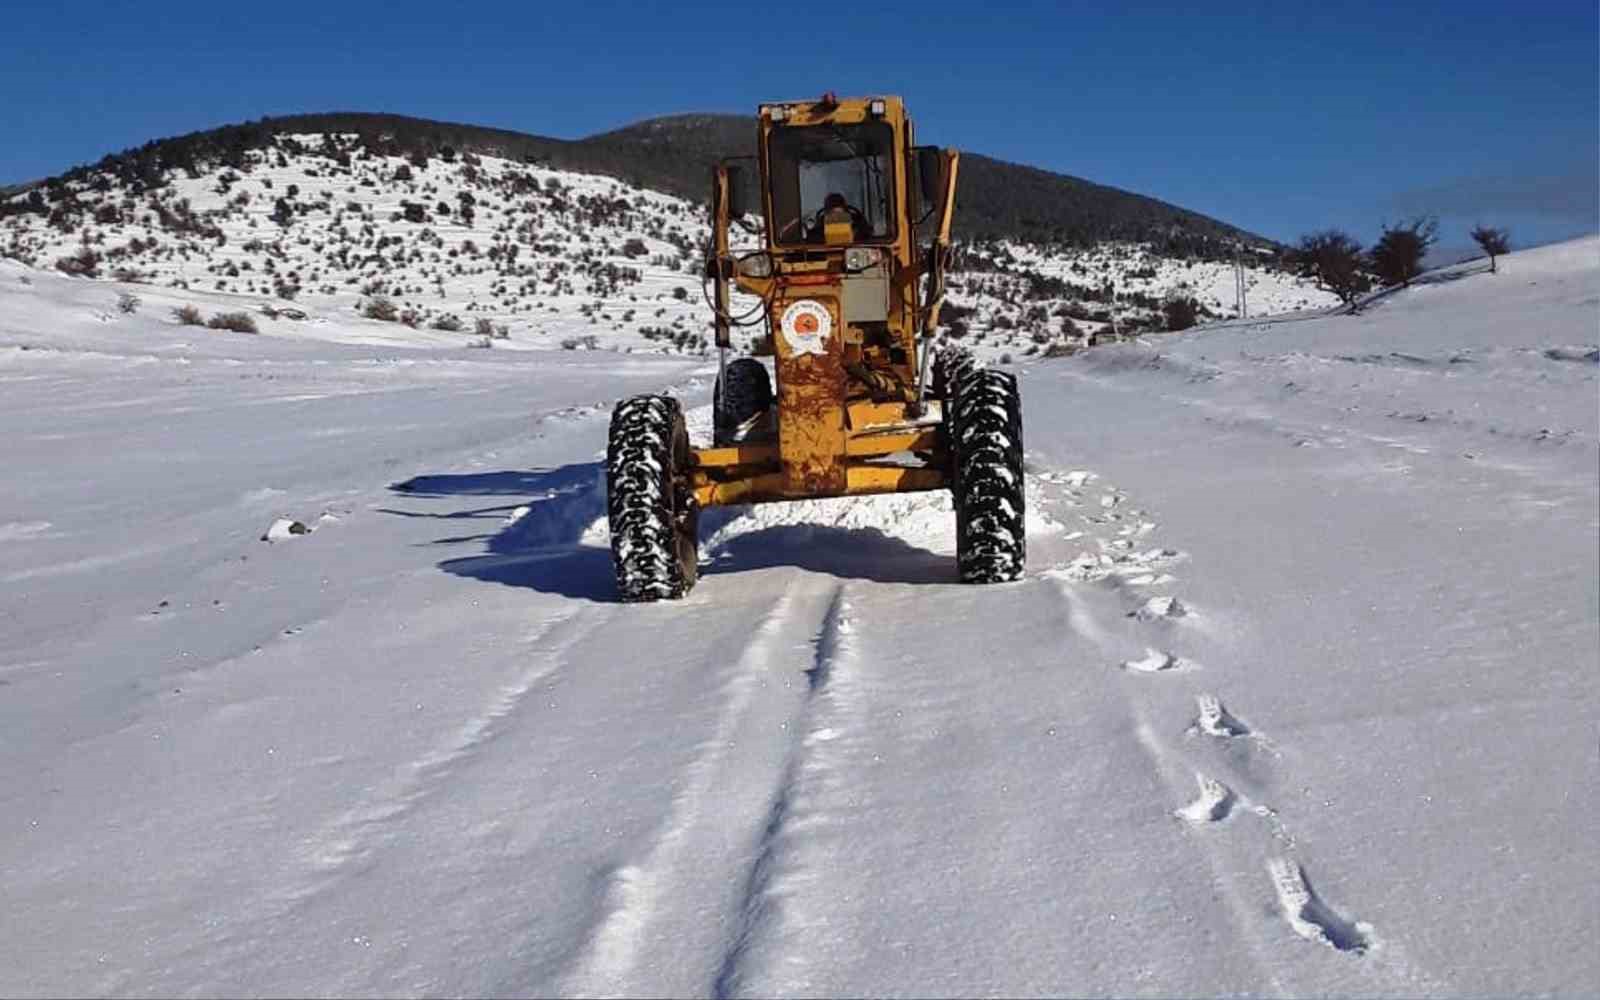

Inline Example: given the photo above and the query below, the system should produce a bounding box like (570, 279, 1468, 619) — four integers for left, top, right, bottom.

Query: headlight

(736, 252, 773, 278)
(844, 247, 880, 272)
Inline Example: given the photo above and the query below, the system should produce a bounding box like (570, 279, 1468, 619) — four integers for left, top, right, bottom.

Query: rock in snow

(261, 518, 310, 542)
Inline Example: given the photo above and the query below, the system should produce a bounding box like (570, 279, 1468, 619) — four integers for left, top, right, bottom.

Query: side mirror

(725, 165, 756, 218)
(916, 147, 945, 205)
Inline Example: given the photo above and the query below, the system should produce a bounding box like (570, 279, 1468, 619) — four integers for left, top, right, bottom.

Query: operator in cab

(809, 192, 870, 243)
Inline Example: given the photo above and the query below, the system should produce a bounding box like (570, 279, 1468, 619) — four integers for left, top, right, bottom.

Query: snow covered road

(1, 242, 1595, 996)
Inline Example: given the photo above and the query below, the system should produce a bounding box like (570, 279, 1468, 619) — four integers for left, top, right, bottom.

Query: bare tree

(1370, 216, 1438, 288)
(1470, 225, 1511, 273)
(1292, 230, 1370, 311)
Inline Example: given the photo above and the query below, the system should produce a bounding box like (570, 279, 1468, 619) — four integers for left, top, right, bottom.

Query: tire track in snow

(189, 604, 614, 985)
(711, 584, 852, 1000)
(273, 606, 604, 901)
(557, 575, 846, 998)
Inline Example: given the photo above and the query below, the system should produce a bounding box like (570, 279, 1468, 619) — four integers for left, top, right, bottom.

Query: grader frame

(605, 93, 1024, 602)
(695, 93, 961, 508)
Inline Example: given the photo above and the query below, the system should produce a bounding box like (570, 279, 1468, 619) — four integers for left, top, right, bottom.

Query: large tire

(607, 395, 698, 601)
(950, 368, 1026, 583)
(933, 344, 978, 403)
(713, 358, 773, 444)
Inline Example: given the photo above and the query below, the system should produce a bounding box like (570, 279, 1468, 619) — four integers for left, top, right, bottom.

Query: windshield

(767, 122, 896, 245)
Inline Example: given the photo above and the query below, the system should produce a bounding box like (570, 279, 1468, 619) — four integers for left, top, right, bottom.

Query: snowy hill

(1, 227, 1594, 995)
(1, 130, 1336, 362)
(4, 110, 1280, 248)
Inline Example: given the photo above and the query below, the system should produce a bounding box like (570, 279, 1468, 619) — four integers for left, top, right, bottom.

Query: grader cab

(606, 94, 1025, 601)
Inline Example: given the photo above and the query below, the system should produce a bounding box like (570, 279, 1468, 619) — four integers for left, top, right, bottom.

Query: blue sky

(3, 1, 1595, 248)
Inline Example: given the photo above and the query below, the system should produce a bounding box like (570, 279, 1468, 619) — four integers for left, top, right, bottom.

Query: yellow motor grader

(606, 93, 1024, 600)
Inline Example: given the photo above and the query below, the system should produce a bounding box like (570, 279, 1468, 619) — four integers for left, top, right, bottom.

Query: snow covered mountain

(1, 127, 1336, 362)
(1, 207, 1594, 997)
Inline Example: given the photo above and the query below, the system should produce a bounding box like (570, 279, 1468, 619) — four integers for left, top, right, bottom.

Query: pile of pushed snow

(687, 402, 1060, 555)
(699, 474, 1062, 557)
(573, 402, 1062, 558)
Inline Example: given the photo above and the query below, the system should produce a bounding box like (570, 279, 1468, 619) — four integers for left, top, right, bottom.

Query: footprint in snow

(1175, 773, 1237, 824)
(1267, 857, 1373, 955)
(1121, 648, 1187, 673)
(1130, 595, 1188, 622)
(1192, 693, 1249, 737)
(1057, 545, 1183, 586)
(1123, 572, 1178, 587)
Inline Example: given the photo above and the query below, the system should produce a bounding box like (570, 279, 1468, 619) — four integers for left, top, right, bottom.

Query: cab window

(767, 122, 896, 245)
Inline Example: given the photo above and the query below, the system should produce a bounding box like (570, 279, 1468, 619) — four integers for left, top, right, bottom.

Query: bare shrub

(117, 292, 141, 315)
(1163, 293, 1199, 331)
(55, 247, 100, 277)
(206, 312, 259, 334)
(363, 297, 399, 321)
(172, 304, 204, 326)
(430, 314, 463, 332)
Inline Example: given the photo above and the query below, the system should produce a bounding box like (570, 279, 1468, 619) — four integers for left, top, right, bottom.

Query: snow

(0, 226, 1596, 997)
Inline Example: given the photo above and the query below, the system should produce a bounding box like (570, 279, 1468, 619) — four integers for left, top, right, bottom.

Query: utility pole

(1234, 241, 1249, 319)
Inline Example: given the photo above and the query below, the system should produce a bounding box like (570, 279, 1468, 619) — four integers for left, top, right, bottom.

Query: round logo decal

(779, 299, 832, 356)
